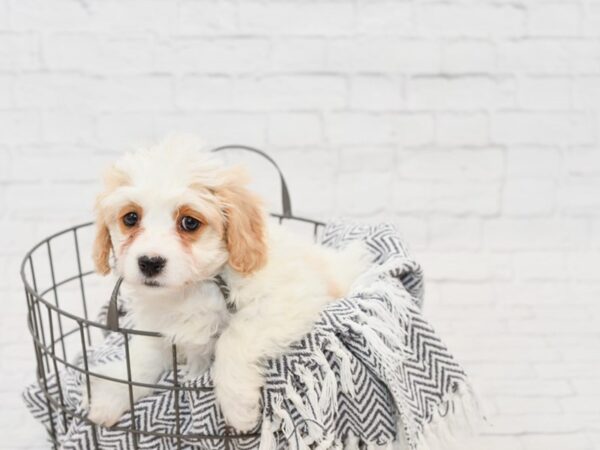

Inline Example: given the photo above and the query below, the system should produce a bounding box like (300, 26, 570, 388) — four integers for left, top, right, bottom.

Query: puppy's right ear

(93, 219, 112, 275)
(92, 165, 127, 275)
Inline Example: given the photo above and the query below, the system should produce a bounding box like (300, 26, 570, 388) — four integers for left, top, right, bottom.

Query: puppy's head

(93, 139, 267, 289)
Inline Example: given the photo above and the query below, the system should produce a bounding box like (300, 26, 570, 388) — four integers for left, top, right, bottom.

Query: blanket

(23, 221, 479, 449)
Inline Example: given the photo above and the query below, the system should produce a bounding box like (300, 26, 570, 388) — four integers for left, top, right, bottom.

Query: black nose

(138, 256, 166, 278)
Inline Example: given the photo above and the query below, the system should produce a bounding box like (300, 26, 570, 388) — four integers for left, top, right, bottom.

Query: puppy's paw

(213, 359, 262, 431)
(82, 363, 131, 427)
(217, 383, 261, 431)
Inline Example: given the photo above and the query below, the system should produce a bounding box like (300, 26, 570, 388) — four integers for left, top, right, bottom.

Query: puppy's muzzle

(138, 255, 166, 278)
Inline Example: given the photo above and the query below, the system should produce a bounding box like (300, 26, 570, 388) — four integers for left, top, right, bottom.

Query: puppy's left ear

(217, 170, 268, 275)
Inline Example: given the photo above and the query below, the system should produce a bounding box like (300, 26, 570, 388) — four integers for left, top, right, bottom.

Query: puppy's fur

(87, 138, 367, 430)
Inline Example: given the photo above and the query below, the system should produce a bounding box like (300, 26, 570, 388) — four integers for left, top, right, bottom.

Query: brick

(483, 379, 573, 397)
(356, 1, 415, 34)
(41, 111, 95, 145)
(178, 0, 237, 34)
(558, 180, 600, 216)
(176, 75, 232, 110)
(349, 76, 403, 111)
(96, 112, 156, 148)
(270, 38, 327, 72)
(492, 112, 595, 146)
(393, 217, 428, 251)
(397, 149, 504, 182)
(441, 40, 496, 73)
(394, 114, 435, 146)
(0, 0, 8, 29)
(0, 33, 40, 70)
(393, 179, 501, 215)
(407, 76, 516, 110)
(155, 112, 267, 149)
(14, 73, 99, 109)
(154, 38, 270, 73)
(276, 150, 337, 217)
(337, 172, 393, 216)
(498, 40, 570, 73)
(534, 362, 600, 379)
(583, 2, 600, 37)
(419, 251, 511, 281)
(565, 148, 600, 177)
(326, 113, 395, 145)
(436, 113, 489, 146)
(0, 148, 9, 182)
(513, 251, 568, 281)
(520, 434, 593, 450)
(485, 218, 587, 251)
(528, 3, 581, 37)
(569, 41, 600, 73)
(438, 282, 496, 306)
(3, 183, 96, 219)
(502, 179, 556, 216)
(495, 396, 561, 415)
(573, 76, 600, 109)
(328, 38, 440, 73)
(519, 77, 572, 110)
(0, 111, 41, 145)
(506, 147, 560, 179)
(92, 0, 179, 34)
(10, 0, 92, 31)
(567, 252, 600, 281)
(267, 113, 322, 147)
(238, 1, 354, 35)
(339, 146, 395, 172)
(96, 76, 174, 112)
(0, 75, 13, 107)
(429, 218, 482, 250)
(233, 76, 347, 110)
(6, 151, 99, 183)
(416, 3, 525, 38)
(43, 33, 155, 73)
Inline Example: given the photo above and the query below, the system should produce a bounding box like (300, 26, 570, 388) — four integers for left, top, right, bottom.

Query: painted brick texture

(1, 1, 599, 448)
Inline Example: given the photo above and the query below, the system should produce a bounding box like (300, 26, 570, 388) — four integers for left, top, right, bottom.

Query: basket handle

(210, 144, 293, 218)
(106, 145, 292, 331)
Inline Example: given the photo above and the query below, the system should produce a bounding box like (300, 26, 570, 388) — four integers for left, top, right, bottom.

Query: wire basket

(21, 146, 325, 449)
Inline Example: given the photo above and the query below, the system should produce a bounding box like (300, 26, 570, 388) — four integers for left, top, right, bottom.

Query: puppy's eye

(180, 216, 200, 232)
(123, 212, 139, 227)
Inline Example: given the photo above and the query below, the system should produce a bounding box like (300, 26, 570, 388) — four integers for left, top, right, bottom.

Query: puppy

(87, 138, 367, 430)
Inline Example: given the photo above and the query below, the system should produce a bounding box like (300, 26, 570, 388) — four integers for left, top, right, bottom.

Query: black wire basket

(21, 146, 325, 449)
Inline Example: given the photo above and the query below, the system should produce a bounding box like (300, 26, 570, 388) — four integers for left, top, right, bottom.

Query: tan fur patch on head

(216, 168, 268, 275)
(92, 165, 130, 275)
(174, 205, 209, 248)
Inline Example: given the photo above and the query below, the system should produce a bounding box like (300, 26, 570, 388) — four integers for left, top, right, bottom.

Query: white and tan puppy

(87, 138, 367, 430)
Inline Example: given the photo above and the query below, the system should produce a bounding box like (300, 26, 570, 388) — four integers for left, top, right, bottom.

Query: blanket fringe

(415, 384, 482, 450)
(259, 415, 279, 450)
(325, 340, 355, 396)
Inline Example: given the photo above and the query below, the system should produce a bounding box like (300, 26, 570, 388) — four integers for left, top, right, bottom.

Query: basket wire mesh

(21, 146, 325, 449)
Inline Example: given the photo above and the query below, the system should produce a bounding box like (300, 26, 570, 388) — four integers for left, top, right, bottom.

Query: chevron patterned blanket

(23, 221, 478, 450)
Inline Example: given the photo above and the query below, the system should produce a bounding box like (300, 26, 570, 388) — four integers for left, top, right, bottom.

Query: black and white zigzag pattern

(23, 221, 473, 450)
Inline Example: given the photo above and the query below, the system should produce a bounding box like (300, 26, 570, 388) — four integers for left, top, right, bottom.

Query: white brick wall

(1, 1, 599, 449)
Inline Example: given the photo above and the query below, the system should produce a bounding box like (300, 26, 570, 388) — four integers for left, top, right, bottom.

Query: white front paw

(83, 364, 131, 427)
(217, 383, 261, 431)
(213, 362, 262, 431)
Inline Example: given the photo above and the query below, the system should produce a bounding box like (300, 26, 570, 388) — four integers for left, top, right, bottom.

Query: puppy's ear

(93, 220, 112, 275)
(217, 169, 268, 275)
(92, 165, 126, 275)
